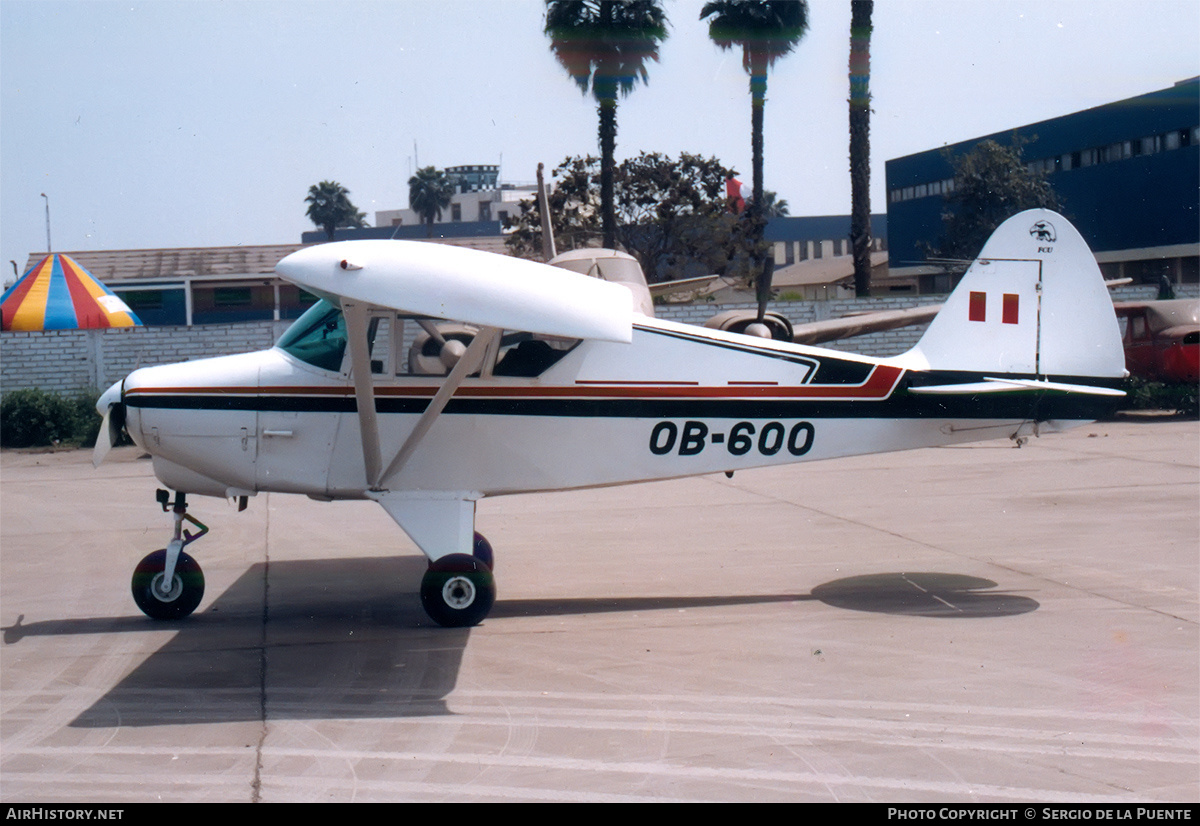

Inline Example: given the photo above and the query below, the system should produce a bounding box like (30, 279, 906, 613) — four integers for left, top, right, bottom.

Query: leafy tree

(546, 0, 669, 249)
(407, 166, 454, 238)
(305, 180, 366, 241)
(505, 153, 755, 283)
(930, 138, 1061, 262)
(848, 0, 873, 296)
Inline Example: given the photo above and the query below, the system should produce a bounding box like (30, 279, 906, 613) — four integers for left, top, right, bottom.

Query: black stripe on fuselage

(126, 376, 1122, 421)
(634, 323, 828, 374)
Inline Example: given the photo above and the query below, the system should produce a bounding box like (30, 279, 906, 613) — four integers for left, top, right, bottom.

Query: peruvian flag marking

(969, 291, 987, 322)
(1002, 293, 1020, 324)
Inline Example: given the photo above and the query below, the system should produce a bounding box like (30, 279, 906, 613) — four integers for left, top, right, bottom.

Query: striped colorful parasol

(2, 254, 141, 331)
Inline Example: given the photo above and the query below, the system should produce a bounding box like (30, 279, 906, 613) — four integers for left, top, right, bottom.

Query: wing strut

(342, 301, 383, 486)
(375, 326, 500, 489)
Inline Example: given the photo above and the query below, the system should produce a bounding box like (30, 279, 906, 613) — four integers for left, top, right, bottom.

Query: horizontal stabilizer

(910, 377, 1125, 397)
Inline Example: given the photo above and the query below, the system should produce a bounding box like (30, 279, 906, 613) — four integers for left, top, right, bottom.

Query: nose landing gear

(131, 490, 207, 620)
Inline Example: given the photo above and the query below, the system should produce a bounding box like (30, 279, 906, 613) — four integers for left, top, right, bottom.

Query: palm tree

(849, 0, 873, 297)
(760, 189, 789, 217)
(305, 180, 366, 241)
(701, 1, 807, 236)
(702, 1, 808, 322)
(546, 0, 668, 249)
(408, 166, 454, 238)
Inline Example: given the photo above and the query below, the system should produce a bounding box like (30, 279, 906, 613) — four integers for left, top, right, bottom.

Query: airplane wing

(647, 274, 725, 299)
(274, 241, 634, 496)
(791, 304, 942, 345)
(1112, 298, 1200, 328)
(275, 240, 633, 344)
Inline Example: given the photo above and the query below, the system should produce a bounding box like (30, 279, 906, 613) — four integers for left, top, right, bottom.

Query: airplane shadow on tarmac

(1, 561, 1036, 728)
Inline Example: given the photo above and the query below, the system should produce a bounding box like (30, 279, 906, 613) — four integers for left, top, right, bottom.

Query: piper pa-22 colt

(94, 209, 1127, 627)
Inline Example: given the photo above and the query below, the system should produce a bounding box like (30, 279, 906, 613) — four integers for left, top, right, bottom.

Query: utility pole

(40, 193, 51, 252)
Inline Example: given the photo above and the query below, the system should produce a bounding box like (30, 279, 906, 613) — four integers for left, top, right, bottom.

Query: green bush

(0, 388, 103, 448)
(1121, 378, 1199, 418)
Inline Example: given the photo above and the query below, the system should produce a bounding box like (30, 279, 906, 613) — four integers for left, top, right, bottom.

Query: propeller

(745, 257, 776, 339)
(410, 322, 488, 374)
(91, 399, 125, 468)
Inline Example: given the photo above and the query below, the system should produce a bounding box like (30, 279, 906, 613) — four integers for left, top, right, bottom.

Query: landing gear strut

(419, 532, 496, 627)
(131, 490, 207, 620)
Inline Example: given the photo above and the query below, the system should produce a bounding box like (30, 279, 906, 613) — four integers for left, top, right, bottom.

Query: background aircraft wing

(791, 304, 942, 345)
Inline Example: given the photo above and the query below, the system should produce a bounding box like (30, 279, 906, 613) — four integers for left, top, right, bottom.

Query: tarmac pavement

(1, 418, 1196, 802)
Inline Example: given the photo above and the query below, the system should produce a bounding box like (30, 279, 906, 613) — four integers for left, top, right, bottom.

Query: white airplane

(94, 209, 1126, 627)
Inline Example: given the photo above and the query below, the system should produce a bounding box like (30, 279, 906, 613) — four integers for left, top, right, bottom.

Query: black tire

(420, 553, 495, 627)
(131, 548, 205, 620)
(473, 531, 494, 570)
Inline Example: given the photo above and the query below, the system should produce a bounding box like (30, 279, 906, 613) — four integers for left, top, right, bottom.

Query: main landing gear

(131, 490, 207, 620)
(418, 532, 496, 628)
(130, 492, 497, 628)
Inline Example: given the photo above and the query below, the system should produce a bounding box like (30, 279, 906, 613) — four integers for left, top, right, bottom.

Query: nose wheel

(131, 548, 205, 620)
(132, 490, 208, 621)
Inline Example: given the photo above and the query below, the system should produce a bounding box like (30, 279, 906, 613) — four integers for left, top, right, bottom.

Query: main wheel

(131, 548, 205, 620)
(421, 553, 495, 627)
(473, 531, 494, 570)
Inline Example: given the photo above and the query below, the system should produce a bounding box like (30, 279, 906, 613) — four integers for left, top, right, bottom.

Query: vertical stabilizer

(905, 209, 1125, 379)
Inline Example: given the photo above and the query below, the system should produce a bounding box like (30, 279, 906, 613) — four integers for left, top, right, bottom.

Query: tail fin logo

(1029, 220, 1057, 243)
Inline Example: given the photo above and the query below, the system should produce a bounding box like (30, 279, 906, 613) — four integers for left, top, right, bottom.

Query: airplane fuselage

(118, 312, 1115, 503)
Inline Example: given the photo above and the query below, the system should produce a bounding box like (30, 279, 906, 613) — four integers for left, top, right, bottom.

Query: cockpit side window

(278, 302, 581, 378)
(493, 332, 575, 377)
(276, 299, 348, 371)
(403, 320, 578, 377)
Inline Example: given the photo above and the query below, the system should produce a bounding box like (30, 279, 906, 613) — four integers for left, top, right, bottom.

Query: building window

(479, 200, 491, 222)
(121, 290, 165, 311)
(451, 203, 462, 222)
(214, 287, 252, 307)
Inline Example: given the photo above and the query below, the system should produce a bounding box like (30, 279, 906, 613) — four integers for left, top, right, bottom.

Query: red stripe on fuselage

(124, 364, 904, 403)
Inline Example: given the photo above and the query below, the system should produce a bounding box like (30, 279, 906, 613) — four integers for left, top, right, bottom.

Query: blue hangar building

(885, 77, 1199, 293)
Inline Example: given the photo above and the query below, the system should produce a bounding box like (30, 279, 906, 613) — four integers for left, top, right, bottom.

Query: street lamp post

(40, 193, 51, 252)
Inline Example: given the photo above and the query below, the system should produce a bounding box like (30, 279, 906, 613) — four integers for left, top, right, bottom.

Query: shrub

(1121, 378, 1199, 418)
(0, 388, 103, 448)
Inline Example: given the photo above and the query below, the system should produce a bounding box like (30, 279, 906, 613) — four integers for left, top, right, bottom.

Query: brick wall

(2, 284, 1193, 397)
(1, 320, 288, 397)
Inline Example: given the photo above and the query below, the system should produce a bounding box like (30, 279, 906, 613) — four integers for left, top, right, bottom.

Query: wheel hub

(441, 575, 477, 609)
(151, 572, 182, 602)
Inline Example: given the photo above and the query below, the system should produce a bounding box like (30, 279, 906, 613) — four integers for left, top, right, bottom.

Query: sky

(2, 0, 1198, 278)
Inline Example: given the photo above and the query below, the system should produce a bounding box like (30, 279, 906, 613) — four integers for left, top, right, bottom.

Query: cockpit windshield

(276, 299, 347, 371)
